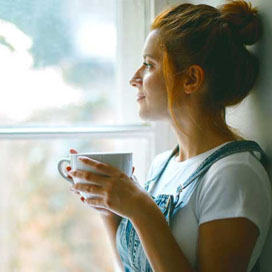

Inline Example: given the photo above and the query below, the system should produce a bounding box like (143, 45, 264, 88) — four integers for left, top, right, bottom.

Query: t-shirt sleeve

(197, 162, 271, 233)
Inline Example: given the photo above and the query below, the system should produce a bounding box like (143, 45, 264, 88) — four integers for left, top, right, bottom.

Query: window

(0, 0, 157, 271)
(0, 0, 151, 126)
(0, 0, 176, 271)
(0, 136, 153, 271)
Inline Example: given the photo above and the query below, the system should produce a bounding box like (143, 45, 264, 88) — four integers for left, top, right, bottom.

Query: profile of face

(129, 29, 170, 121)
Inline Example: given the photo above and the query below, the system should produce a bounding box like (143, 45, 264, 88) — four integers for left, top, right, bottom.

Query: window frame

(0, 1, 177, 271)
(0, 0, 176, 159)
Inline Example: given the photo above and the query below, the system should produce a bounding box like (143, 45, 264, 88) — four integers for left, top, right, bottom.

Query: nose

(129, 69, 143, 88)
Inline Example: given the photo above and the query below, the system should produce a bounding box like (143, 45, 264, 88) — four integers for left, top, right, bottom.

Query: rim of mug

(70, 152, 133, 156)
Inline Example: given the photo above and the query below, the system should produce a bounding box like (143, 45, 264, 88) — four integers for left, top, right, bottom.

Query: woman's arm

(67, 149, 125, 271)
(198, 217, 258, 272)
(69, 156, 259, 271)
(131, 196, 194, 272)
(101, 214, 125, 272)
(131, 195, 258, 272)
(100, 170, 138, 272)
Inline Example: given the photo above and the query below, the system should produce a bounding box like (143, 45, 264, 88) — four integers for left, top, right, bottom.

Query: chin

(139, 112, 160, 122)
(138, 107, 169, 121)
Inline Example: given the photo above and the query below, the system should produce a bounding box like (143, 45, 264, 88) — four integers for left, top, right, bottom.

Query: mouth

(137, 95, 145, 102)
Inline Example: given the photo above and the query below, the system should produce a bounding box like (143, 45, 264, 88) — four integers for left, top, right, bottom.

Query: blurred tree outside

(1, 139, 117, 271)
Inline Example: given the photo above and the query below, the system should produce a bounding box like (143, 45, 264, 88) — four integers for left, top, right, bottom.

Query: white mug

(58, 152, 133, 197)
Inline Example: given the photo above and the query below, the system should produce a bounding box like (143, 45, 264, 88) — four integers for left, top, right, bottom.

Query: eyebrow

(143, 54, 157, 60)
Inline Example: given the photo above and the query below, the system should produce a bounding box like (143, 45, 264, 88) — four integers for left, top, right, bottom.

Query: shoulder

(195, 151, 272, 227)
(204, 151, 270, 189)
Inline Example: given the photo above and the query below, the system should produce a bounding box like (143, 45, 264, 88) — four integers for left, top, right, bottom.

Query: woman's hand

(66, 148, 125, 217)
(68, 152, 148, 219)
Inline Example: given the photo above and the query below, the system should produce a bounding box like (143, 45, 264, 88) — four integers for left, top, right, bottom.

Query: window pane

(0, 137, 150, 271)
(0, 0, 147, 126)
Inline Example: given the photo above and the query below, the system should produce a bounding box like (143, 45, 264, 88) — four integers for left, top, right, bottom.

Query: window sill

(0, 123, 153, 139)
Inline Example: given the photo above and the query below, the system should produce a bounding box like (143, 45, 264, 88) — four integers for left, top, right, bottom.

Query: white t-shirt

(145, 142, 272, 272)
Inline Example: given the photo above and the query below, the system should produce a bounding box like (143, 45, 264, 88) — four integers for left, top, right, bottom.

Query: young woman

(67, 1, 272, 271)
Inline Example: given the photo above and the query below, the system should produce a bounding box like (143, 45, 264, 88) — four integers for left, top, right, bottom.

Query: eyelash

(143, 62, 152, 69)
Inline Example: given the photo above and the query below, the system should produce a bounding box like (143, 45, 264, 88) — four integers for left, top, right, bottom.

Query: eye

(143, 62, 153, 70)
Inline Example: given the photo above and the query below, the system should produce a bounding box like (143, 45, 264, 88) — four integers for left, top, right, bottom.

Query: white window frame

(0, 1, 178, 271)
(0, 0, 177, 167)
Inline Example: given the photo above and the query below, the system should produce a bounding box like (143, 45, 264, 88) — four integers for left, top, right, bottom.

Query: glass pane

(0, 0, 147, 126)
(0, 137, 150, 271)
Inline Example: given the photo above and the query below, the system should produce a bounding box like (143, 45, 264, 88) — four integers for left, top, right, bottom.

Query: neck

(170, 119, 240, 163)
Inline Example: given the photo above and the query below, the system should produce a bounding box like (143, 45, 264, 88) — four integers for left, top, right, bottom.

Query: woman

(67, 1, 272, 271)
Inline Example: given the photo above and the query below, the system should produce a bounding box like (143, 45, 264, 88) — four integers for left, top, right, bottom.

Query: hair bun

(219, 0, 261, 45)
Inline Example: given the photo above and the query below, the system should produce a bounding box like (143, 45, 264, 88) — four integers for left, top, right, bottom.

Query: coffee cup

(58, 152, 133, 197)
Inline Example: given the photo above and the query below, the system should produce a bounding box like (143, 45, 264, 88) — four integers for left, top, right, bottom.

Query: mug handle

(57, 158, 74, 184)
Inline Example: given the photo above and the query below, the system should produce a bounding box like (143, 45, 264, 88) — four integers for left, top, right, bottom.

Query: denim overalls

(116, 140, 267, 272)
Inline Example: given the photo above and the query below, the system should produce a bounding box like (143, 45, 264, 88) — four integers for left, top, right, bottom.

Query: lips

(137, 95, 145, 102)
(137, 93, 145, 99)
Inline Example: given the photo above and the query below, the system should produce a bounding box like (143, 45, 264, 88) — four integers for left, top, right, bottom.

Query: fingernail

(80, 197, 85, 202)
(66, 166, 72, 171)
(70, 149, 77, 154)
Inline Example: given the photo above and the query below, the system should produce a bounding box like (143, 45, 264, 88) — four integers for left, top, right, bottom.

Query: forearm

(101, 214, 124, 272)
(130, 197, 194, 272)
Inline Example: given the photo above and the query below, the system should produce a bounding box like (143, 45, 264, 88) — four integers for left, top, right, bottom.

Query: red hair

(151, 1, 261, 138)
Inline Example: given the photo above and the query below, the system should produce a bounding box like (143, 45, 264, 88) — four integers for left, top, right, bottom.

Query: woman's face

(130, 29, 170, 121)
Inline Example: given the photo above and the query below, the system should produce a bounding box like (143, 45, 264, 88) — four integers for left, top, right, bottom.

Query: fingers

(66, 166, 73, 179)
(69, 169, 109, 186)
(80, 197, 111, 215)
(72, 183, 104, 196)
(85, 197, 105, 208)
(93, 208, 112, 216)
(77, 156, 121, 177)
(70, 186, 80, 195)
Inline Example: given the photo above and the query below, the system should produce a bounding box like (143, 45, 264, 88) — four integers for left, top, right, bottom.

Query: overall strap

(175, 140, 266, 195)
(144, 145, 179, 192)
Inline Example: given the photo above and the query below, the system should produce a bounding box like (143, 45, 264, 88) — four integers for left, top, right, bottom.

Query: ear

(183, 65, 205, 94)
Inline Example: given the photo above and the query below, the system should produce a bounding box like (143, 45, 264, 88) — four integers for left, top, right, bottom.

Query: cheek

(142, 73, 153, 89)
(143, 72, 166, 94)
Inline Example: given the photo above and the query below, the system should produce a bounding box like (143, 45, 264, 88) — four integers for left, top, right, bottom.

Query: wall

(252, 0, 272, 175)
(155, 0, 272, 270)
(155, 0, 272, 175)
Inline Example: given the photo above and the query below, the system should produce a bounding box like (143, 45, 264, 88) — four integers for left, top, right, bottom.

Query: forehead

(143, 29, 162, 60)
